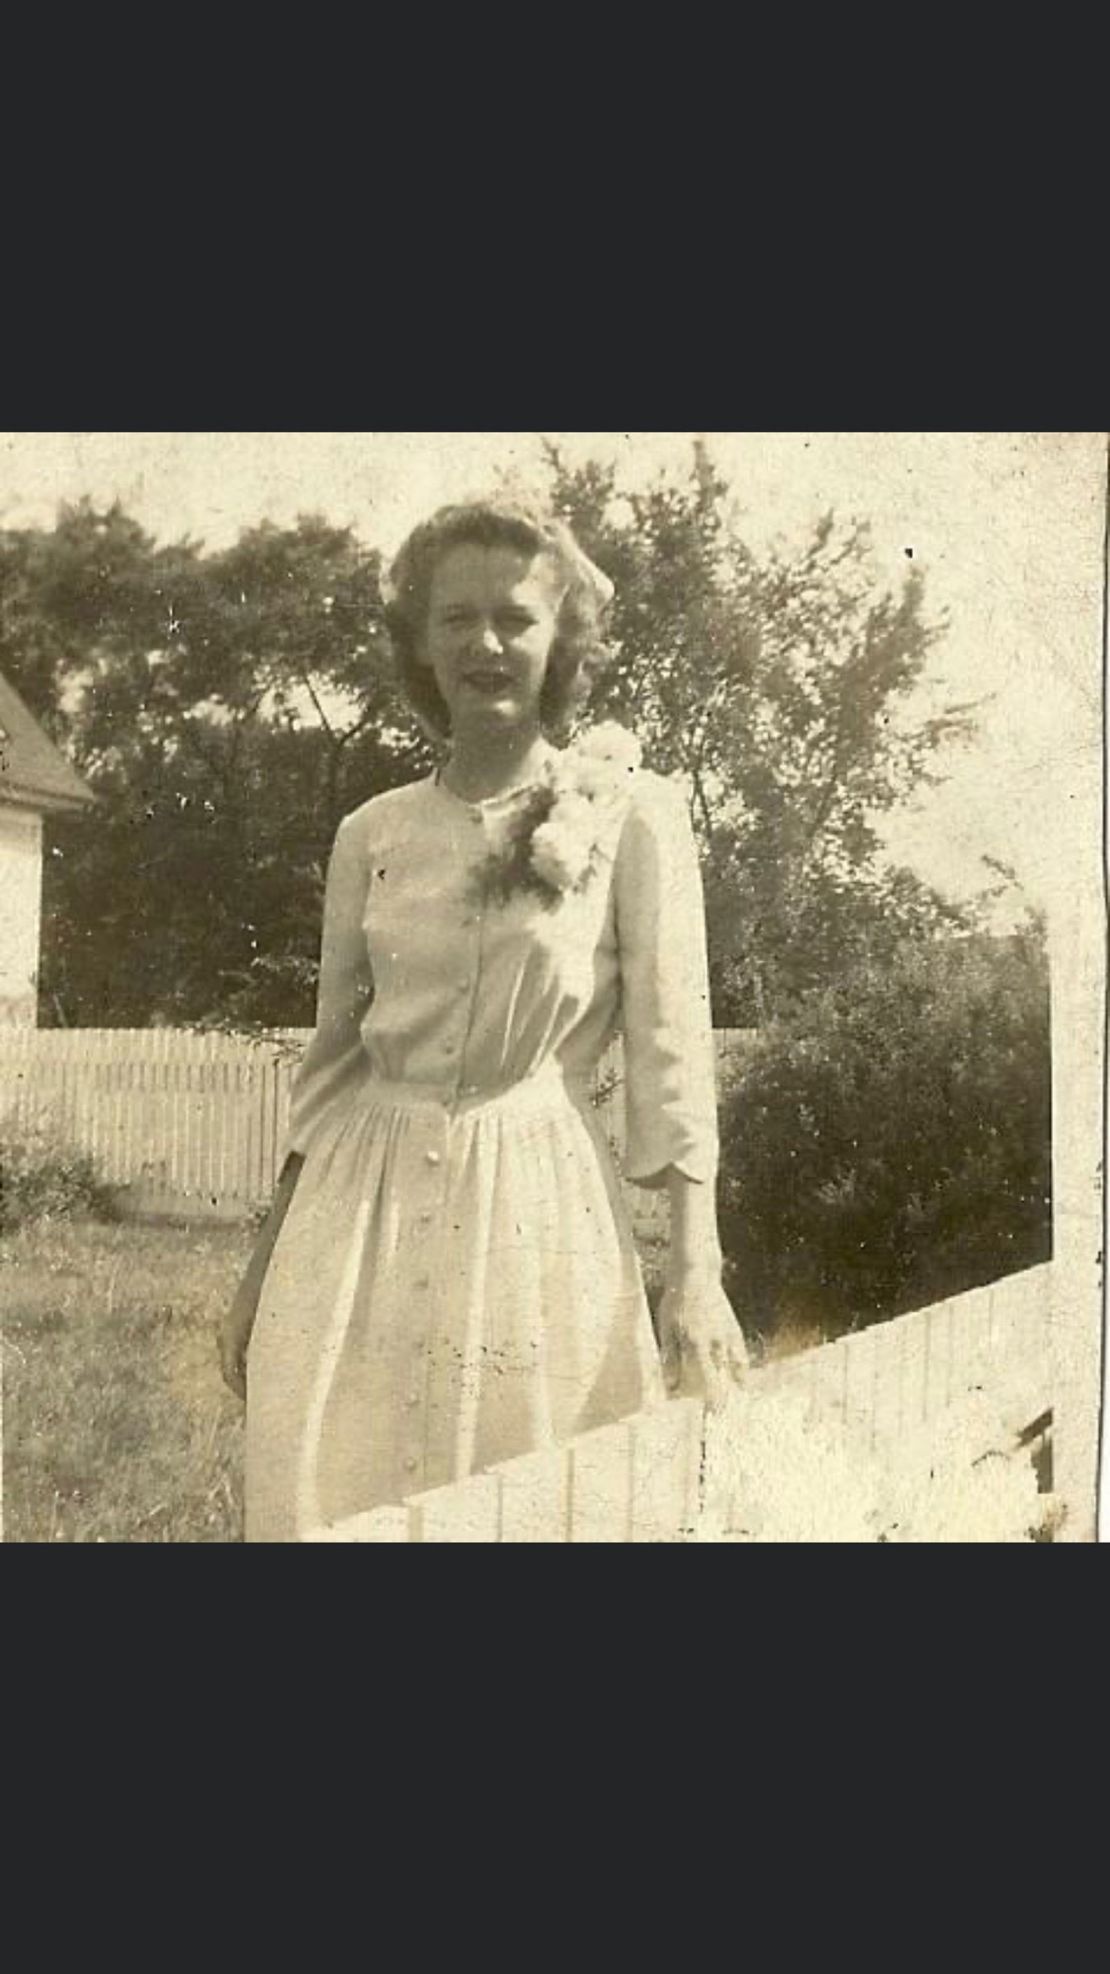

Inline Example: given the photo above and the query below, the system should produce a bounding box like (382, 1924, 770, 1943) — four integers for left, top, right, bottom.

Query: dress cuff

(622, 1118, 719, 1189)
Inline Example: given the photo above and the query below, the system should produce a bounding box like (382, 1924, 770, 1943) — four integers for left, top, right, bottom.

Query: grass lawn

(2, 1216, 677, 1544)
(3, 1217, 252, 1543)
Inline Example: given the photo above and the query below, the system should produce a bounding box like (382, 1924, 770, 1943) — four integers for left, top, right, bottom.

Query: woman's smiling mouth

(462, 667, 515, 691)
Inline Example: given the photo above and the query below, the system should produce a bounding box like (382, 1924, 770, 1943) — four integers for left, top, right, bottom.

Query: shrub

(0, 1118, 119, 1232)
(717, 927, 1052, 1345)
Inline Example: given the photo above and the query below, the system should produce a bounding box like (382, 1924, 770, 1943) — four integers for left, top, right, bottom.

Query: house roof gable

(0, 670, 97, 814)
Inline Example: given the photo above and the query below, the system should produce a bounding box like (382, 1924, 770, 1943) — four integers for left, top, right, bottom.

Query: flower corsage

(471, 722, 643, 910)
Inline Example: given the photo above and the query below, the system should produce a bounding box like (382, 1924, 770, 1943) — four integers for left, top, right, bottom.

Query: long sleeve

(282, 809, 375, 1163)
(613, 772, 720, 1188)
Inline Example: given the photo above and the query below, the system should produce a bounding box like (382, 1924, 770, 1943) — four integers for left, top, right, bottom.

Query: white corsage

(472, 722, 643, 909)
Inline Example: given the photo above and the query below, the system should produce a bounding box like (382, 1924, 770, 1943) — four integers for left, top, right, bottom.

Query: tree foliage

(542, 443, 984, 1021)
(0, 501, 431, 1025)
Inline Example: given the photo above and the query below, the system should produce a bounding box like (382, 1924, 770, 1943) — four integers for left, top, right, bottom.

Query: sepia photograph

(1, 431, 1105, 1542)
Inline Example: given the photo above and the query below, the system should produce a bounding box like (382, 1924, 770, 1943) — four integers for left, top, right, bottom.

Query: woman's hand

(656, 1268, 750, 1413)
(658, 1168, 748, 1410)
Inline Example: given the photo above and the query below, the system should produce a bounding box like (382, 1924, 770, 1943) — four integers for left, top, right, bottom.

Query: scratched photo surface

(0, 433, 1104, 1543)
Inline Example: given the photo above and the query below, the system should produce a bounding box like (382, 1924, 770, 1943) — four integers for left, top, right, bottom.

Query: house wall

(0, 803, 43, 1026)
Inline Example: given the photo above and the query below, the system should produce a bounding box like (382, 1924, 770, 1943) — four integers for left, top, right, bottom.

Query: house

(0, 669, 96, 1025)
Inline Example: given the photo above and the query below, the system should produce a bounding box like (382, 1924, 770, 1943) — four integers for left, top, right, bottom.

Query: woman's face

(421, 543, 564, 735)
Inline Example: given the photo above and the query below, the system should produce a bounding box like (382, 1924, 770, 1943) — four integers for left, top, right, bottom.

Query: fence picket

(951, 1285, 993, 1402)
(113, 1044, 126, 1183)
(809, 1335, 851, 1427)
(88, 1037, 101, 1171)
(568, 1420, 635, 1543)
(497, 1445, 572, 1542)
(842, 1325, 881, 1434)
(217, 1050, 231, 1206)
(629, 1399, 701, 1542)
(923, 1301, 951, 1422)
(58, 1049, 70, 1154)
(901, 1305, 930, 1430)
(408, 1472, 501, 1543)
(870, 1314, 906, 1449)
(163, 1035, 177, 1199)
(304, 1505, 411, 1543)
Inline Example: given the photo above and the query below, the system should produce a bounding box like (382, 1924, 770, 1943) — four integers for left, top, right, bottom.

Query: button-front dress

(244, 750, 720, 1541)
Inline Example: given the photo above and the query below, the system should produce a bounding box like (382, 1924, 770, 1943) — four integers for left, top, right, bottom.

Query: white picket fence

(0, 1025, 756, 1225)
(306, 1262, 1056, 1542)
(0, 1026, 304, 1220)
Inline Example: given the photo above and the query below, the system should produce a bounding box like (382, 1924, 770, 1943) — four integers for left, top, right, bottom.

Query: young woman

(220, 498, 747, 1540)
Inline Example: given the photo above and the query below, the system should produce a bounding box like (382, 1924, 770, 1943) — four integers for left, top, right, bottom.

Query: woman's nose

(472, 625, 504, 657)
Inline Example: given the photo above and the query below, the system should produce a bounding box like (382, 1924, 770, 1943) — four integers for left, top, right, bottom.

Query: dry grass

(3, 1218, 251, 1543)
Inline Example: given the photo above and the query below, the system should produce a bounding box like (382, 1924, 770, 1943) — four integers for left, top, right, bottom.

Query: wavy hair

(384, 499, 613, 743)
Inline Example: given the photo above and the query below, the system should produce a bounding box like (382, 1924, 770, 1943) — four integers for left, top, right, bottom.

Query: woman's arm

(218, 1151, 304, 1399)
(614, 773, 748, 1405)
(283, 812, 376, 1161)
(666, 1166, 724, 1284)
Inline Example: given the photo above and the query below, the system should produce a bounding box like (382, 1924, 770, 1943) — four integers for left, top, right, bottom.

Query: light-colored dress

(244, 748, 719, 1541)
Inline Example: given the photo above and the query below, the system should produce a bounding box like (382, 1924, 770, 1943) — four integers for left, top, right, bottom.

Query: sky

(1, 431, 1105, 925)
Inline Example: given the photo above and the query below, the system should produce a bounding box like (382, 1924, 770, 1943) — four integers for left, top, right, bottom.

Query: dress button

(414, 1275, 431, 1291)
(403, 1455, 419, 1475)
(458, 978, 471, 991)
(405, 1394, 421, 1411)
(425, 1150, 441, 1167)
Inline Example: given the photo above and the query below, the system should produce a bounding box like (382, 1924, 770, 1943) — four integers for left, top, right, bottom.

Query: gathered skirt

(244, 1058, 665, 1541)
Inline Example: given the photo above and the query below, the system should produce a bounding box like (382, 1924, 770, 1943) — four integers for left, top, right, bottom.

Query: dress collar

(430, 743, 558, 811)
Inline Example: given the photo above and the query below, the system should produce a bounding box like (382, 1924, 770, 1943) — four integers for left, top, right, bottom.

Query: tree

(541, 443, 984, 1022)
(1, 502, 429, 1026)
(0, 499, 186, 739)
